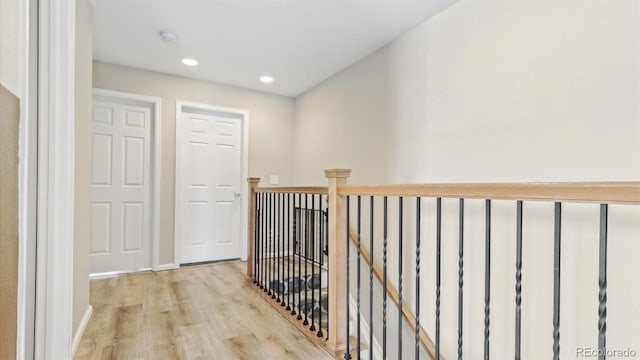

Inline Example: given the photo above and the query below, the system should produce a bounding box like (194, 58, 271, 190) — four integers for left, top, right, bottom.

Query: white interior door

(90, 98, 152, 274)
(177, 110, 242, 264)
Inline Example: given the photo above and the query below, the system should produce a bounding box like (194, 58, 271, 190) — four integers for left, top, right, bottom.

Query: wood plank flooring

(75, 261, 333, 360)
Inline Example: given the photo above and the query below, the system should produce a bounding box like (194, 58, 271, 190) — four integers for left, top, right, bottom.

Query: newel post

(325, 168, 351, 354)
(247, 177, 260, 280)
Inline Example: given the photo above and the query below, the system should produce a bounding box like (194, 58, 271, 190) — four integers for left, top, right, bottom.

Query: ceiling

(91, 0, 456, 97)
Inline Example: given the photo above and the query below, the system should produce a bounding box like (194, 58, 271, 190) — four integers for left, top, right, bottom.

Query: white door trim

(174, 100, 250, 266)
(92, 88, 162, 272)
(34, 0, 76, 358)
(16, 0, 38, 358)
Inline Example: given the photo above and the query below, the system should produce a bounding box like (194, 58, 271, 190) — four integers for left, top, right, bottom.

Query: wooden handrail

(256, 186, 328, 195)
(339, 182, 640, 204)
(348, 229, 439, 360)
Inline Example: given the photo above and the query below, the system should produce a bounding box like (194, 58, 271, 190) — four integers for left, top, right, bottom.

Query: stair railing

(338, 181, 640, 360)
(247, 179, 341, 353)
(249, 172, 640, 360)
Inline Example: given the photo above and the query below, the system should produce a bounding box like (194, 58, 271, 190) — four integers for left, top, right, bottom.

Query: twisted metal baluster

(286, 193, 292, 311)
(297, 194, 303, 320)
(344, 196, 352, 360)
(292, 194, 298, 316)
(303, 194, 309, 325)
(258, 193, 264, 288)
(317, 194, 324, 338)
(415, 197, 421, 360)
(310, 194, 316, 331)
(435, 198, 442, 360)
(458, 198, 464, 360)
(370, 196, 375, 360)
(254, 191, 259, 284)
(515, 201, 523, 360)
(598, 204, 608, 360)
(484, 199, 491, 360)
(267, 193, 272, 295)
(398, 196, 404, 360)
(383, 196, 388, 360)
(357, 196, 362, 357)
(553, 202, 562, 360)
(270, 193, 279, 300)
(276, 193, 281, 303)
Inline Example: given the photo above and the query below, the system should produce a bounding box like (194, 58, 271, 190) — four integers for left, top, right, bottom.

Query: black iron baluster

(273, 193, 278, 300)
(259, 193, 264, 289)
(598, 204, 608, 360)
(357, 196, 362, 357)
(369, 196, 375, 360)
(415, 197, 421, 360)
(317, 194, 324, 338)
(515, 201, 523, 360)
(262, 193, 267, 290)
(276, 193, 281, 303)
(278, 193, 287, 307)
(436, 197, 441, 360)
(304, 194, 309, 326)
(553, 202, 561, 360)
(458, 198, 464, 360)
(297, 193, 303, 320)
(383, 196, 388, 360)
(254, 191, 259, 284)
(398, 196, 404, 360)
(253, 192, 262, 286)
(345, 196, 352, 360)
(292, 194, 298, 316)
(287, 193, 292, 311)
(369, 196, 373, 360)
(311, 194, 317, 331)
(267, 193, 272, 295)
(484, 199, 491, 360)
(325, 203, 330, 337)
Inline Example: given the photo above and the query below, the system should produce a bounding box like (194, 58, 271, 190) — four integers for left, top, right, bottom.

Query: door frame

(92, 88, 163, 273)
(33, 0, 76, 358)
(174, 100, 250, 266)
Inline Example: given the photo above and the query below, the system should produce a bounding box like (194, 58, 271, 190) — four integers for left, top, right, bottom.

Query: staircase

(267, 255, 328, 332)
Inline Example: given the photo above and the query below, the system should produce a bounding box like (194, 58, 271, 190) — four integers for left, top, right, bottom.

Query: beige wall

(293, 1, 640, 358)
(0, 0, 20, 95)
(73, 0, 93, 335)
(93, 61, 295, 265)
(295, 1, 640, 185)
(0, 84, 19, 360)
(293, 48, 392, 185)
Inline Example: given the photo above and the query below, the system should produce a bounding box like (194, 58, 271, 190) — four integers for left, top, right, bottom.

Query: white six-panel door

(177, 111, 242, 264)
(90, 99, 152, 273)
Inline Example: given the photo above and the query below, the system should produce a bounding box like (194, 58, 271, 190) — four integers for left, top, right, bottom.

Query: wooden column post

(247, 177, 261, 279)
(325, 168, 351, 354)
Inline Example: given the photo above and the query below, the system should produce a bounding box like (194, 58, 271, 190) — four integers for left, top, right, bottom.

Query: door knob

(234, 192, 241, 198)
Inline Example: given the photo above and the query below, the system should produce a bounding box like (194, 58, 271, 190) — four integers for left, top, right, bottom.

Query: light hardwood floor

(75, 261, 333, 360)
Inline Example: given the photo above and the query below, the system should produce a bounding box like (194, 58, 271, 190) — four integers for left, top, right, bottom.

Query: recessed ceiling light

(182, 58, 198, 66)
(260, 75, 274, 83)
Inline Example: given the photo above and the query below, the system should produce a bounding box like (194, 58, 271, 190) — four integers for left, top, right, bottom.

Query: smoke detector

(159, 31, 177, 42)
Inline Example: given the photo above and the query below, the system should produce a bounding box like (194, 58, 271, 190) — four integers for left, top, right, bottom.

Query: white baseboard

(155, 263, 179, 271)
(89, 267, 152, 279)
(72, 305, 93, 356)
(349, 296, 383, 360)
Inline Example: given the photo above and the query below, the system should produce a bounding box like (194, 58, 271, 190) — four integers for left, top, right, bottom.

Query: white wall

(293, 1, 640, 359)
(93, 61, 295, 265)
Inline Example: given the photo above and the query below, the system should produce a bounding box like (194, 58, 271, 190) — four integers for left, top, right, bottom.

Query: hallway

(75, 261, 333, 360)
